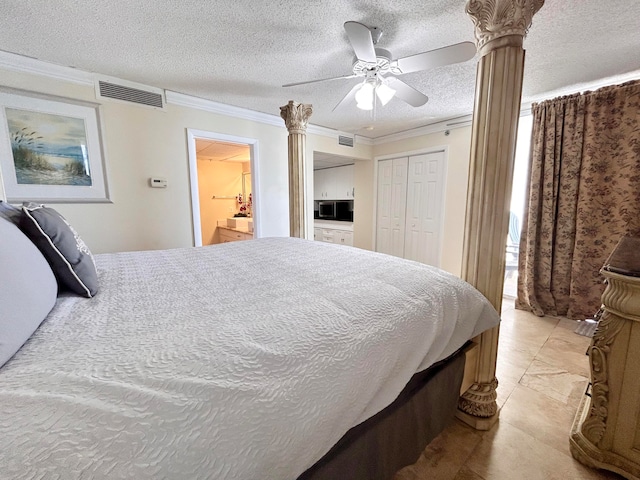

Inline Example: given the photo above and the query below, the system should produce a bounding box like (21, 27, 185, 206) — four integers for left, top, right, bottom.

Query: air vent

(338, 135, 354, 147)
(96, 79, 165, 109)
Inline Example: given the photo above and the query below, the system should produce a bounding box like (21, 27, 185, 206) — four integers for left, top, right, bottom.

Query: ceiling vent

(95, 78, 165, 110)
(338, 135, 354, 147)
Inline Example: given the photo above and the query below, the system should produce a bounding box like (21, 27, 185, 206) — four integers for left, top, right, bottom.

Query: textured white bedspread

(0, 237, 499, 479)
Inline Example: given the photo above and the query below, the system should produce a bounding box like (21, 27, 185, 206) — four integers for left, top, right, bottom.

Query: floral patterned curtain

(516, 80, 640, 320)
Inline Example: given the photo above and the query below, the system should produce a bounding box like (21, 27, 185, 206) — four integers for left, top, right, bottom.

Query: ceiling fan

(283, 21, 477, 112)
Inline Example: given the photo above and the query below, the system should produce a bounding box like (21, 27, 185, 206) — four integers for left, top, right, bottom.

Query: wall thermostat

(150, 177, 167, 188)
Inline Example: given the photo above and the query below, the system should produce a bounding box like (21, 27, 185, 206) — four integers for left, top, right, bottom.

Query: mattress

(0, 237, 500, 479)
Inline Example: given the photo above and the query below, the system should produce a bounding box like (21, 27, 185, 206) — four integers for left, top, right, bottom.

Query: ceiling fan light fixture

(376, 81, 396, 106)
(355, 81, 375, 110)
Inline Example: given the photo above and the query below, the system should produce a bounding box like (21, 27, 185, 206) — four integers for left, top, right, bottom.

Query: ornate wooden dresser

(570, 236, 640, 479)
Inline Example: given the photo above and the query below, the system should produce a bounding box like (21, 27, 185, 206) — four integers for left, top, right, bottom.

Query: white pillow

(0, 217, 58, 368)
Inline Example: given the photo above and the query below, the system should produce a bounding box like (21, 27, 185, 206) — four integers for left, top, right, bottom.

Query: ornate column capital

(280, 101, 313, 134)
(466, 0, 544, 53)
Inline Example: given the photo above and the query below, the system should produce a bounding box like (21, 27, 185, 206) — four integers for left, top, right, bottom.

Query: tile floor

(393, 297, 622, 480)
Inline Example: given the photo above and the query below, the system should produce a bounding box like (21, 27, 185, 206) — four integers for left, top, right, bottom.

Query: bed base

(298, 343, 476, 480)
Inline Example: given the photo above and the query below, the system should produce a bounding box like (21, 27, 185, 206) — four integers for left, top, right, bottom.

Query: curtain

(516, 79, 640, 320)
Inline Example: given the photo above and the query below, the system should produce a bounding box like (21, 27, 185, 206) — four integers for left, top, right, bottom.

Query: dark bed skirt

(298, 347, 466, 480)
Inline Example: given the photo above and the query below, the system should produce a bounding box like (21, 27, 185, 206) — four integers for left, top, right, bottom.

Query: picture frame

(0, 88, 110, 203)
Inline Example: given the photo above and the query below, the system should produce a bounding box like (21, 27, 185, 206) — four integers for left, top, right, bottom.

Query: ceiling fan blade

(332, 83, 362, 112)
(385, 77, 428, 107)
(344, 21, 377, 63)
(282, 73, 358, 87)
(394, 41, 476, 74)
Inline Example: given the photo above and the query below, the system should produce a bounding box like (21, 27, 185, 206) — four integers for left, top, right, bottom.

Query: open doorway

(312, 152, 356, 247)
(187, 129, 259, 247)
(503, 114, 533, 298)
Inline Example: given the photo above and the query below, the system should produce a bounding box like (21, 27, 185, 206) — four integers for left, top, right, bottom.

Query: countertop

(314, 220, 353, 231)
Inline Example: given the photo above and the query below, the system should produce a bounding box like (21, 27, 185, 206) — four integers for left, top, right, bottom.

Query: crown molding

(523, 69, 640, 106)
(167, 91, 374, 145)
(2, 50, 638, 148)
(371, 115, 473, 145)
(165, 91, 284, 128)
(0, 50, 94, 86)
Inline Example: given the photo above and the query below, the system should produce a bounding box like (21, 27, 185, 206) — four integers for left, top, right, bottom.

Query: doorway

(503, 114, 533, 298)
(187, 129, 260, 247)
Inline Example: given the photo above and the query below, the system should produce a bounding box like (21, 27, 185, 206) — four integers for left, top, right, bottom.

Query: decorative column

(457, 0, 544, 430)
(280, 101, 313, 238)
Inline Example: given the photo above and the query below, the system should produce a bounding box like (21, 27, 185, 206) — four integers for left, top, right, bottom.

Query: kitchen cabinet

(314, 168, 336, 200)
(338, 230, 353, 246)
(314, 225, 353, 246)
(314, 164, 355, 200)
(334, 164, 355, 200)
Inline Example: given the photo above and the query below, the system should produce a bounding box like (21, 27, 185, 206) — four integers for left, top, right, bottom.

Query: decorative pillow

(0, 200, 21, 226)
(21, 203, 98, 298)
(0, 216, 58, 368)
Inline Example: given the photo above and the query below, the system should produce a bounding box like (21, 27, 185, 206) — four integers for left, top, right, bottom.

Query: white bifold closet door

(375, 157, 408, 257)
(376, 151, 445, 266)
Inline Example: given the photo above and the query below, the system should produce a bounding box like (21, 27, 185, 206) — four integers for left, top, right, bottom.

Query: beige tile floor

(394, 297, 622, 480)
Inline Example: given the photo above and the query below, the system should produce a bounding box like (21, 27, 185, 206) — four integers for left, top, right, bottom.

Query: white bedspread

(0, 237, 499, 479)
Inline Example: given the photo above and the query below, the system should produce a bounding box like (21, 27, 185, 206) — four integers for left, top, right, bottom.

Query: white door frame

(187, 128, 261, 247)
(372, 146, 448, 267)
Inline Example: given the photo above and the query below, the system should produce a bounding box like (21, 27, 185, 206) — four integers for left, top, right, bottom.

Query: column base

(456, 377, 499, 431)
(455, 407, 500, 431)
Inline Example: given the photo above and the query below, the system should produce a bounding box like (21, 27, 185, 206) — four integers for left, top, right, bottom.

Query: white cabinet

(321, 229, 353, 246)
(314, 165, 355, 200)
(338, 230, 353, 246)
(218, 227, 253, 243)
(334, 164, 355, 200)
(314, 224, 353, 246)
(375, 151, 445, 266)
(314, 168, 336, 200)
(321, 228, 336, 243)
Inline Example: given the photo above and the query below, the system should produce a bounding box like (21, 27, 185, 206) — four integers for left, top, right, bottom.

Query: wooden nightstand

(570, 236, 640, 479)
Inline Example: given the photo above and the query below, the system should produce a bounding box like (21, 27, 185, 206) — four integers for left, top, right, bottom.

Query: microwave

(316, 200, 353, 222)
(318, 200, 335, 219)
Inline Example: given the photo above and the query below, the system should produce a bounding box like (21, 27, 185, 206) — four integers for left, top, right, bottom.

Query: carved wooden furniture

(570, 236, 640, 479)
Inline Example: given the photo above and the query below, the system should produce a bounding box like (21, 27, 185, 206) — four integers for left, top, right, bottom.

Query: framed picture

(0, 88, 110, 203)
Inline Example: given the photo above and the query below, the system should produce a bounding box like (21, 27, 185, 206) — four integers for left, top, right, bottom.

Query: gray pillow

(0, 217, 58, 368)
(0, 200, 21, 226)
(21, 203, 98, 298)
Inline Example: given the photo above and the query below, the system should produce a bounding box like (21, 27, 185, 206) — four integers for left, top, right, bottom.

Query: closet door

(376, 158, 408, 257)
(404, 151, 445, 266)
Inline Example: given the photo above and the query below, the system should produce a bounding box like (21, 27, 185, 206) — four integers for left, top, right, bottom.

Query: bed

(0, 207, 499, 480)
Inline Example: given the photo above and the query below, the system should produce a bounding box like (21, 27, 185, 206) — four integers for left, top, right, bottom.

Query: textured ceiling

(0, 0, 639, 139)
(196, 139, 250, 163)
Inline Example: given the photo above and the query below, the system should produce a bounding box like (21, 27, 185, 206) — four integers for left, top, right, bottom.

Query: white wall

(0, 60, 471, 273)
(0, 67, 301, 253)
(370, 127, 473, 276)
